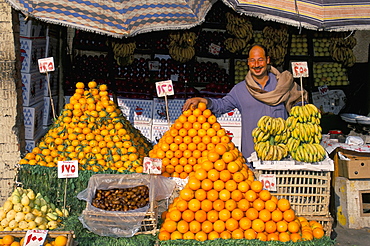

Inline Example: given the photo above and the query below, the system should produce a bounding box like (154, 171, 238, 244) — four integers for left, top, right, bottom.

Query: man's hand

(182, 97, 208, 111)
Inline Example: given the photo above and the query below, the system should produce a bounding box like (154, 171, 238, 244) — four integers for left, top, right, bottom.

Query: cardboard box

(19, 14, 46, 38)
(23, 101, 44, 139)
(338, 150, 370, 179)
(335, 177, 370, 229)
(43, 96, 58, 126)
(20, 37, 47, 73)
(21, 72, 46, 106)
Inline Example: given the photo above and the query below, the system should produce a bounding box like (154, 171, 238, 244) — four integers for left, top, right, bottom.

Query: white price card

(259, 174, 277, 191)
(38, 57, 55, 73)
(209, 43, 221, 55)
(156, 80, 174, 97)
(148, 61, 160, 71)
(23, 230, 48, 246)
(58, 160, 79, 178)
(143, 157, 162, 174)
(291, 61, 309, 78)
(318, 85, 329, 96)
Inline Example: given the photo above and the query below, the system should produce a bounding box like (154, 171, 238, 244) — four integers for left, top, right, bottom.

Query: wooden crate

(256, 170, 331, 216)
(0, 231, 75, 246)
(304, 215, 334, 237)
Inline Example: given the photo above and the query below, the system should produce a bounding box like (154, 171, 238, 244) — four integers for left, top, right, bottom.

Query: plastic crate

(256, 170, 331, 216)
(0, 231, 75, 246)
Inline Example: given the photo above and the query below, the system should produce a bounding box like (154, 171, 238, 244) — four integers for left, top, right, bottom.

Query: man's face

(248, 46, 270, 79)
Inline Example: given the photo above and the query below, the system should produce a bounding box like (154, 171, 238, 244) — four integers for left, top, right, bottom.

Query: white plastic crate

(151, 124, 170, 145)
(23, 100, 44, 139)
(152, 98, 185, 125)
(117, 98, 153, 124)
(222, 125, 242, 150)
(43, 96, 58, 126)
(133, 123, 152, 142)
(215, 108, 242, 126)
(25, 126, 48, 153)
(21, 72, 46, 106)
(20, 37, 47, 73)
(19, 14, 46, 38)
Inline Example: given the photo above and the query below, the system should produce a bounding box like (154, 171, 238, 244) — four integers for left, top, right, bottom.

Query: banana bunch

(225, 12, 253, 40)
(329, 32, 357, 67)
(286, 104, 326, 162)
(224, 37, 248, 53)
(168, 32, 197, 63)
(291, 143, 327, 163)
(261, 25, 289, 66)
(252, 116, 289, 161)
(111, 41, 136, 66)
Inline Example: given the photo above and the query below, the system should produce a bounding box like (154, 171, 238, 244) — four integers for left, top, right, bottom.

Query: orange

(252, 198, 265, 211)
(188, 178, 201, 190)
(212, 220, 225, 234)
(259, 209, 272, 222)
(246, 207, 259, 220)
(301, 231, 314, 241)
(265, 220, 277, 233)
(267, 232, 279, 241)
(232, 228, 244, 239)
(219, 209, 231, 221)
(170, 231, 182, 240)
(290, 233, 302, 242)
(158, 231, 171, 241)
(277, 198, 291, 211)
(283, 209, 296, 222)
(195, 189, 207, 201)
(201, 220, 213, 233)
(213, 180, 225, 191)
(207, 169, 219, 181)
(232, 172, 245, 183)
(201, 161, 214, 172)
(194, 168, 207, 181)
(207, 210, 219, 223)
(183, 231, 195, 240)
(265, 199, 277, 212)
(244, 229, 257, 240)
(182, 209, 195, 223)
(180, 188, 194, 201)
(231, 190, 243, 202)
(252, 218, 265, 232)
(278, 232, 290, 242)
(201, 199, 213, 212)
(225, 199, 237, 211)
(208, 231, 220, 240)
(189, 220, 201, 233)
(195, 231, 207, 242)
(237, 181, 250, 192)
(239, 217, 252, 230)
(288, 221, 300, 233)
(238, 199, 250, 211)
(214, 159, 226, 171)
(163, 220, 177, 233)
(207, 189, 219, 202)
(222, 152, 235, 163)
(312, 228, 325, 239)
(176, 200, 188, 212)
(250, 180, 263, 192)
(231, 208, 244, 220)
(227, 161, 240, 173)
(169, 209, 182, 222)
(225, 180, 237, 191)
(213, 199, 225, 211)
(220, 170, 231, 182)
(3, 235, 14, 245)
(276, 220, 288, 232)
(219, 189, 231, 201)
(271, 210, 283, 222)
(194, 210, 207, 223)
(225, 218, 239, 231)
(259, 190, 272, 201)
(177, 220, 189, 234)
(245, 190, 257, 202)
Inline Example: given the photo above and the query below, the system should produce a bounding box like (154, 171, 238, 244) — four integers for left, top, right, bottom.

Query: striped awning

(6, 0, 216, 37)
(222, 0, 370, 31)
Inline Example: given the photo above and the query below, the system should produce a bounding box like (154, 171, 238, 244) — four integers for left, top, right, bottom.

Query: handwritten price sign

(291, 61, 308, 78)
(156, 80, 174, 97)
(38, 57, 55, 73)
(24, 230, 48, 246)
(259, 174, 277, 191)
(143, 157, 162, 174)
(58, 160, 79, 178)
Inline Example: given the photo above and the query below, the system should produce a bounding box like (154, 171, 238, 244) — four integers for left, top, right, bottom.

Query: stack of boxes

(20, 15, 59, 153)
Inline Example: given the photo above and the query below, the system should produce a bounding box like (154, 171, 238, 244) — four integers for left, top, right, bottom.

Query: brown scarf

(245, 66, 308, 112)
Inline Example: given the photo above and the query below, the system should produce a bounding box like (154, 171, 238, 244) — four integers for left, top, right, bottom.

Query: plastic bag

(77, 173, 176, 237)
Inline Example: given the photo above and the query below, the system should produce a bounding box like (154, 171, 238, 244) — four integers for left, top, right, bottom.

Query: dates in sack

(91, 185, 149, 211)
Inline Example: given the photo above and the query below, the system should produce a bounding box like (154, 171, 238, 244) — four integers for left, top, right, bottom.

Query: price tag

(318, 85, 329, 95)
(143, 157, 162, 174)
(208, 43, 221, 55)
(156, 80, 174, 97)
(58, 160, 79, 178)
(291, 61, 308, 78)
(259, 174, 277, 191)
(38, 57, 55, 73)
(23, 230, 48, 246)
(148, 61, 160, 71)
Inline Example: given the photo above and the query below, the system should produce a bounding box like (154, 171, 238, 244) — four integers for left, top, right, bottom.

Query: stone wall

(0, 0, 24, 204)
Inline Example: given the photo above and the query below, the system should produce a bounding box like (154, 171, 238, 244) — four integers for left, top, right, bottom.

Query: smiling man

(182, 44, 308, 163)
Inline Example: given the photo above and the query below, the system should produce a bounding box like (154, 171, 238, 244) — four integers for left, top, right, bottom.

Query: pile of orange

(157, 103, 325, 242)
(20, 81, 152, 173)
(0, 234, 68, 246)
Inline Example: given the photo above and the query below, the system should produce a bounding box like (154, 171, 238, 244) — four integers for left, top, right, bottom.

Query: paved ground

(332, 223, 370, 246)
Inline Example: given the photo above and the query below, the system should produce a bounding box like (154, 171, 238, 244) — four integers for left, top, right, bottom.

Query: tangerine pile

(157, 103, 325, 242)
(149, 102, 238, 179)
(20, 81, 152, 173)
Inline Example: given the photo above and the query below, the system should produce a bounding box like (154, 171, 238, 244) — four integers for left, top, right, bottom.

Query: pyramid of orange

(154, 103, 326, 242)
(20, 81, 152, 173)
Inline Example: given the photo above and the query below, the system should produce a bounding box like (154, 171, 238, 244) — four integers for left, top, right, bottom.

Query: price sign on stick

(58, 160, 79, 178)
(291, 61, 309, 78)
(24, 230, 48, 246)
(259, 174, 277, 191)
(156, 80, 174, 97)
(143, 157, 162, 174)
(38, 57, 55, 73)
